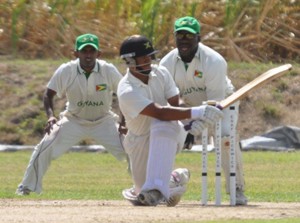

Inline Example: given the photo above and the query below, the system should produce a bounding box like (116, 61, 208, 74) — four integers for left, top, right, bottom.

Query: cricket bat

(216, 63, 292, 110)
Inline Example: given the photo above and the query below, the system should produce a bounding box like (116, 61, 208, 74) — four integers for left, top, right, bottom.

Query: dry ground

(1, 199, 300, 223)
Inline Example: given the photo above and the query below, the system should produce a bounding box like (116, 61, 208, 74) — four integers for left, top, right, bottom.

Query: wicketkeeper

(160, 16, 248, 205)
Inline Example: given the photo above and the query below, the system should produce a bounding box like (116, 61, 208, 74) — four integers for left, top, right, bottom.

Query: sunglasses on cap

(175, 33, 197, 40)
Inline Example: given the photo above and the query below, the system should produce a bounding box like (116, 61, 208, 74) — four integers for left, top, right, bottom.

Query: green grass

(1, 150, 300, 203)
(1, 150, 300, 222)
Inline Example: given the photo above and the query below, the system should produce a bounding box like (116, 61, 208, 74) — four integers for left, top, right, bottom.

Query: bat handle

(203, 100, 223, 110)
(203, 100, 217, 106)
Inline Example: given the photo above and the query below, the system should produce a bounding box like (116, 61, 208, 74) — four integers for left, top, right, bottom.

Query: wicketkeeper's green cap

(75, 33, 99, 51)
(174, 16, 201, 34)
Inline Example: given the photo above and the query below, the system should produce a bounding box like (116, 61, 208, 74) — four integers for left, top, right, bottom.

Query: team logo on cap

(144, 42, 151, 49)
(180, 20, 193, 25)
(82, 37, 95, 43)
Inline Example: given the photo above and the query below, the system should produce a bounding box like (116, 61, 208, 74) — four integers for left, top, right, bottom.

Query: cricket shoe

(167, 185, 187, 207)
(236, 187, 248, 205)
(137, 189, 163, 206)
(166, 168, 190, 207)
(15, 185, 31, 196)
(122, 188, 144, 206)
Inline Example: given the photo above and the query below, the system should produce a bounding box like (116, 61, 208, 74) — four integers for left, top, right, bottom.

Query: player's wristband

(191, 106, 205, 119)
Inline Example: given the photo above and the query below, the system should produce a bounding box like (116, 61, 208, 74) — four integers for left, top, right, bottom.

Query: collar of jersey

(76, 59, 100, 75)
(127, 69, 157, 87)
(176, 43, 201, 61)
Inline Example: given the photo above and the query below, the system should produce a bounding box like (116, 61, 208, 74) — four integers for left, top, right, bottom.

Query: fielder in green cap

(73, 33, 101, 75)
(160, 16, 248, 205)
(15, 33, 129, 196)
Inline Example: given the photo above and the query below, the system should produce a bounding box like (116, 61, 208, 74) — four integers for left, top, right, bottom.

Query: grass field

(1, 150, 300, 222)
(1, 150, 300, 202)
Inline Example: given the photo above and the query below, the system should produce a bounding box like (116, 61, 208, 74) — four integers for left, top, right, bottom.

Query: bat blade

(218, 64, 292, 109)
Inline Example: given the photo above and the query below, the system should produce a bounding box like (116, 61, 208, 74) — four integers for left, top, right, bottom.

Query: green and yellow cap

(75, 33, 99, 51)
(174, 16, 201, 34)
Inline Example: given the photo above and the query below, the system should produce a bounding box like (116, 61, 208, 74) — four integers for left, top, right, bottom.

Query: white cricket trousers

(20, 114, 126, 193)
(124, 120, 187, 197)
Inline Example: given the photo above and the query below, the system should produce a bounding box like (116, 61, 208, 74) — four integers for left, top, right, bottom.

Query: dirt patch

(1, 199, 299, 222)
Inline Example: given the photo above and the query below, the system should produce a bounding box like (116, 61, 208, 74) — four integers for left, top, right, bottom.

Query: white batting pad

(141, 120, 179, 198)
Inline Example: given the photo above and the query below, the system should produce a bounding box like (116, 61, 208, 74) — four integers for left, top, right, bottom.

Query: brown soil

(1, 199, 299, 223)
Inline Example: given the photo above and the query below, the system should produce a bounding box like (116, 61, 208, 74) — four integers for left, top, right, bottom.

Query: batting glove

(188, 120, 207, 136)
(191, 105, 223, 126)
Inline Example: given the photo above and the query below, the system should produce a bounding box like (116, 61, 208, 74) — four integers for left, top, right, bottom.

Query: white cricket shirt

(47, 58, 122, 121)
(160, 43, 235, 107)
(117, 64, 179, 136)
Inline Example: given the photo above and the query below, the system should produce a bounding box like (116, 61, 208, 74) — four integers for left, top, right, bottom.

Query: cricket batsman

(118, 35, 223, 206)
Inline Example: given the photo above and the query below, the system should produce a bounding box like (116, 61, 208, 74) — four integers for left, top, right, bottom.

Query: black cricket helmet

(120, 35, 158, 60)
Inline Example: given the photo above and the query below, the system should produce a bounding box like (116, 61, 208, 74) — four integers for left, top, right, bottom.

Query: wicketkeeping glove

(184, 133, 194, 150)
